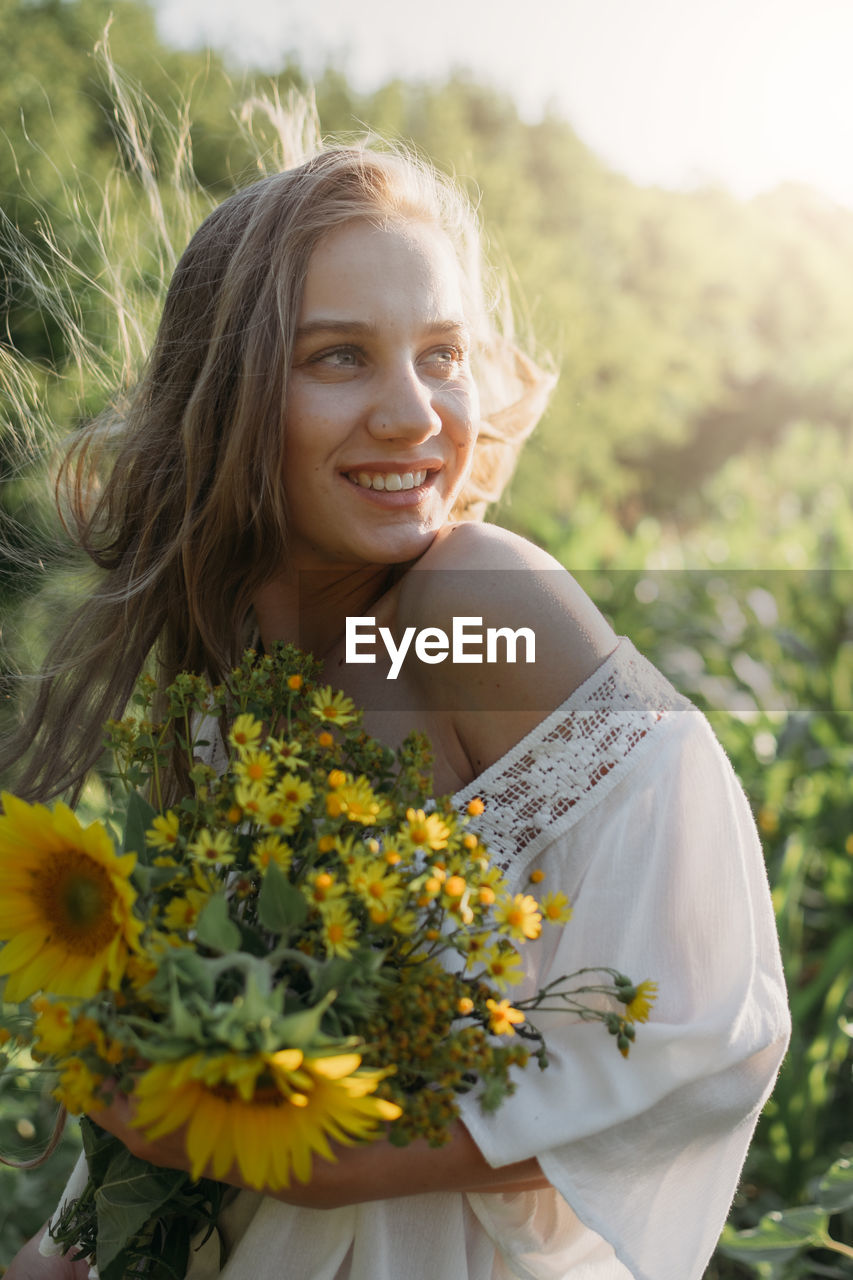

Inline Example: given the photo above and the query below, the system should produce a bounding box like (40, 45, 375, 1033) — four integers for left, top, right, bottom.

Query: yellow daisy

(402, 808, 450, 852)
(161, 886, 211, 932)
(494, 893, 542, 941)
(275, 775, 314, 811)
(146, 811, 181, 852)
(310, 687, 358, 728)
(188, 829, 235, 866)
(53, 1057, 105, 1114)
(131, 1049, 400, 1189)
(621, 979, 659, 1024)
(0, 793, 141, 1000)
(326, 776, 390, 826)
(250, 835, 293, 874)
(233, 750, 278, 789)
(307, 870, 347, 906)
(319, 902, 360, 958)
(349, 861, 404, 918)
(540, 891, 573, 924)
(485, 998, 525, 1036)
(481, 943, 524, 989)
(228, 714, 264, 754)
(30, 997, 75, 1057)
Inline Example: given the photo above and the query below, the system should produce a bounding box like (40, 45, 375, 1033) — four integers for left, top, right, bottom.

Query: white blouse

(47, 639, 790, 1280)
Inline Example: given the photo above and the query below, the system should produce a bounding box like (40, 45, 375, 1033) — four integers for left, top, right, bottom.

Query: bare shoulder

(397, 523, 618, 778)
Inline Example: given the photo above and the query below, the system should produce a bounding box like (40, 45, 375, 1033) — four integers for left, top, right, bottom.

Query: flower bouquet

(0, 644, 655, 1279)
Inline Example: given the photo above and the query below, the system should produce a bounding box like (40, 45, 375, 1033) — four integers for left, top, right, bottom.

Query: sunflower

(0, 794, 142, 1000)
(131, 1049, 401, 1188)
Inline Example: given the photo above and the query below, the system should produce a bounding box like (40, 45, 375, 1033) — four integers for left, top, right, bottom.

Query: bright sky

(153, 0, 853, 206)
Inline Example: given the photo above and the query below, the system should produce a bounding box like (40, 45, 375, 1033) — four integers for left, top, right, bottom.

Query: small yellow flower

(188, 829, 235, 866)
(250, 835, 293, 873)
(31, 997, 75, 1057)
(320, 903, 360, 958)
(310, 686, 358, 727)
(481, 944, 524, 990)
(477, 886, 496, 906)
(268, 738, 305, 768)
(466, 797, 485, 816)
(276, 775, 314, 811)
(234, 749, 278, 788)
(327, 770, 347, 789)
(287, 674, 303, 691)
(404, 808, 450, 851)
(351, 861, 404, 916)
(528, 868, 545, 884)
(540, 891, 572, 924)
(53, 1058, 105, 1114)
(621, 979, 658, 1024)
(146, 811, 181, 851)
(457, 996, 474, 1016)
(308, 871, 346, 905)
(485, 999, 525, 1036)
(462, 833, 479, 851)
(328, 777, 390, 826)
(444, 875, 467, 899)
(234, 782, 269, 820)
(228, 714, 263, 753)
(316, 731, 335, 749)
(390, 908, 418, 935)
(162, 886, 211, 932)
(494, 893, 542, 941)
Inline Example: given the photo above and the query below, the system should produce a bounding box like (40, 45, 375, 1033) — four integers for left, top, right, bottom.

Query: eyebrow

(293, 318, 469, 341)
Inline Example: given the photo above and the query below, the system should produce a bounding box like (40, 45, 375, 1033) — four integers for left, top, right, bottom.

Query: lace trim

(453, 638, 691, 885)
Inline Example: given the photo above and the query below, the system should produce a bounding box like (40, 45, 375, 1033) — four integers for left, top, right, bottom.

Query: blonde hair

(1, 106, 554, 803)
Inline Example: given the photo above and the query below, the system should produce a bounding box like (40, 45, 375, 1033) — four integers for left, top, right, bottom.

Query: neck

(253, 563, 402, 663)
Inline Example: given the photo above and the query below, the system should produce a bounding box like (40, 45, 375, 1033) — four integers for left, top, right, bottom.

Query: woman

(3, 140, 789, 1280)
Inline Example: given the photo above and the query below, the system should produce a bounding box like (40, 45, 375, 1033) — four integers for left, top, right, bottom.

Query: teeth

(348, 470, 428, 491)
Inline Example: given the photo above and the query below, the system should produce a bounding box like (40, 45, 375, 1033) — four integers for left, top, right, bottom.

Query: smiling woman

(1, 106, 789, 1280)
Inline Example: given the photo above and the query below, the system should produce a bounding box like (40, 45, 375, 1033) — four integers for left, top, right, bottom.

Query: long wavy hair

(0, 91, 554, 805)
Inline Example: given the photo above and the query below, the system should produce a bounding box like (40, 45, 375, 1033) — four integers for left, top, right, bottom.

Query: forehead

(299, 220, 467, 324)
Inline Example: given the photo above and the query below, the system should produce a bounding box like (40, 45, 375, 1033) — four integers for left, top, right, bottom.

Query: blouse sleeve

(454, 641, 791, 1280)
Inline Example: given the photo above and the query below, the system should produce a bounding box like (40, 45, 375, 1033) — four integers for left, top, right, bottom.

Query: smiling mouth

(345, 469, 429, 492)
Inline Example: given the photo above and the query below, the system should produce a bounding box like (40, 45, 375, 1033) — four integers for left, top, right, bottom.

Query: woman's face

(283, 218, 480, 570)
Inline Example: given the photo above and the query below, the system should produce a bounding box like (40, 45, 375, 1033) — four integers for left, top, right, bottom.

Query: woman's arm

(88, 1094, 550, 1209)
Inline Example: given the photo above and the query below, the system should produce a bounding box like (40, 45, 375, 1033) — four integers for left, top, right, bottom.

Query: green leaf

(718, 1206, 829, 1266)
(123, 791, 158, 862)
(813, 1156, 853, 1213)
(258, 862, 308, 933)
(94, 1148, 189, 1269)
(195, 895, 241, 952)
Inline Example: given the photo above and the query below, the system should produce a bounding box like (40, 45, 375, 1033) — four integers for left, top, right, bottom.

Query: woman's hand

(3, 1227, 90, 1280)
(87, 1092, 191, 1175)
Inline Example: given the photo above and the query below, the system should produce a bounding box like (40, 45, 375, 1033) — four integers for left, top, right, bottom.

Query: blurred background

(1, 0, 852, 1274)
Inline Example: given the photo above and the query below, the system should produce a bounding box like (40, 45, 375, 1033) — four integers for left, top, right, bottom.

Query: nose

(366, 362, 443, 442)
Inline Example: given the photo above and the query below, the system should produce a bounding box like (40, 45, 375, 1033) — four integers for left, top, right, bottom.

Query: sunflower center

(36, 852, 118, 953)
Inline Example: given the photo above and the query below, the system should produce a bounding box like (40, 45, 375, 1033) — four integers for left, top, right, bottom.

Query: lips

(345, 469, 429, 492)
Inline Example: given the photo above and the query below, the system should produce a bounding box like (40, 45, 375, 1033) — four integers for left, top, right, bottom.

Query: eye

(423, 345, 468, 375)
(311, 346, 363, 368)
